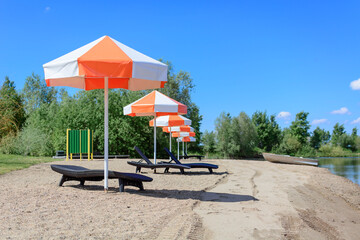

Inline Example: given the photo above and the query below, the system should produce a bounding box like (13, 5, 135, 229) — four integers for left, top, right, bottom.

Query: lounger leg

(208, 168, 213, 174)
(180, 168, 185, 174)
(136, 166, 141, 173)
(138, 182, 144, 191)
(80, 180, 85, 186)
(118, 179, 125, 192)
(59, 175, 66, 186)
(164, 167, 169, 173)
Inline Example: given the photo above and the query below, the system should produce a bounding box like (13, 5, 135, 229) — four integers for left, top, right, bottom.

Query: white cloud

(312, 119, 328, 125)
(277, 111, 291, 119)
(351, 117, 360, 124)
(45, 6, 51, 12)
(331, 107, 350, 115)
(350, 78, 360, 90)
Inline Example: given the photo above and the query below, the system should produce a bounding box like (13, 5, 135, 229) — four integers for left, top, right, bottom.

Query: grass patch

(0, 154, 59, 175)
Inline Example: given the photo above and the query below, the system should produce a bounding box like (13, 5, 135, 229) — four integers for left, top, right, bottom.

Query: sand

(0, 158, 359, 239)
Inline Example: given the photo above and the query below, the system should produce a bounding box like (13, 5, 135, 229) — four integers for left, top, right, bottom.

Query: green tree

(351, 127, 357, 137)
(21, 73, 58, 113)
(202, 130, 216, 154)
(252, 111, 281, 151)
(230, 112, 258, 157)
(338, 133, 356, 151)
(215, 112, 232, 158)
(276, 128, 302, 155)
(0, 76, 25, 139)
(331, 123, 345, 145)
(310, 127, 330, 149)
(289, 111, 310, 145)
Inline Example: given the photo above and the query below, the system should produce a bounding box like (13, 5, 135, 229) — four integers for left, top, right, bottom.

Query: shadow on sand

(140, 189, 258, 203)
(67, 184, 257, 203)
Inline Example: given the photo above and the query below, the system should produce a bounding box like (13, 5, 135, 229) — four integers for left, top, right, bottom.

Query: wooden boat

(262, 153, 318, 166)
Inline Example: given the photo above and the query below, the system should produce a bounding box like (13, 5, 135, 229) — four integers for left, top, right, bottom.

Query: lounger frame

(127, 146, 190, 174)
(51, 165, 152, 192)
(164, 147, 218, 173)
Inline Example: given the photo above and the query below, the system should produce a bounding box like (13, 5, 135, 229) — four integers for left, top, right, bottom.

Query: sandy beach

(0, 158, 359, 239)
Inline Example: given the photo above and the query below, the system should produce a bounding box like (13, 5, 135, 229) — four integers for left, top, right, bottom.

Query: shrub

(318, 144, 353, 157)
(0, 133, 20, 154)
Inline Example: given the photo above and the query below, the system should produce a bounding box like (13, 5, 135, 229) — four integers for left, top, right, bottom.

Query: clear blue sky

(1, 0, 360, 134)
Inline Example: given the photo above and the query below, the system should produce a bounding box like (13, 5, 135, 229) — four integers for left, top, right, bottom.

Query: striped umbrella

(149, 115, 191, 127)
(172, 132, 196, 137)
(124, 91, 187, 163)
(150, 115, 192, 155)
(172, 132, 196, 159)
(162, 125, 193, 155)
(43, 35, 167, 191)
(177, 137, 196, 142)
(162, 126, 194, 133)
(177, 137, 196, 157)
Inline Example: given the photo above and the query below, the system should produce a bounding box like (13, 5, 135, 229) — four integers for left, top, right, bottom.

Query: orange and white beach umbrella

(124, 91, 187, 163)
(149, 115, 191, 127)
(172, 132, 196, 137)
(162, 126, 194, 133)
(162, 125, 193, 157)
(150, 116, 192, 154)
(43, 36, 167, 191)
(177, 137, 196, 158)
(177, 137, 196, 142)
(174, 133, 196, 159)
(124, 90, 187, 117)
(43, 36, 167, 91)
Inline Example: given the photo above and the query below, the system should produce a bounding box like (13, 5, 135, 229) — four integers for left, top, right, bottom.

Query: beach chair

(127, 146, 190, 174)
(163, 147, 218, 173)
(51, 164, 152, 192)
(180, 152, 205, 161)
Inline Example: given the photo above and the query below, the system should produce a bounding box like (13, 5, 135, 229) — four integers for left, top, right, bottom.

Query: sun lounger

(179, 152, 205, 160)
(51, 164, 152, 192)
(164, 147, 218, 173)
(127, 146, 190, 174)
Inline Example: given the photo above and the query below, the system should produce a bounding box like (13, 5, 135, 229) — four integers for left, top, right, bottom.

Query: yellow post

(79, 130, 82, 161)
(88, 129, 90, 161)
(66, 129, 70, 161)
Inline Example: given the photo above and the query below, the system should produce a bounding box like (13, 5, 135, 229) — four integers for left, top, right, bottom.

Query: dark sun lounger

(164, 147, 218, 173)
(51, 164, 152, 192)
(179, 152, 205, 161)
(127, 146, 190, 174)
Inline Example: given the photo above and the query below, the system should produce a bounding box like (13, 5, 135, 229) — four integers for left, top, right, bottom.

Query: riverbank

(0, 158, 359, 239)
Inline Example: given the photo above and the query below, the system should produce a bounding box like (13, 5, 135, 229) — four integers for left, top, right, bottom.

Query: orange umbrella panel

(171, 132, 195, 137)
(163, 126, 194, 133)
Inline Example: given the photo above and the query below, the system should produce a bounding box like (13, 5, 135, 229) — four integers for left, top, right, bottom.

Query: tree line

(202, 111, 360, 158)
(0, 60, 203, 158)
(2, 62, 359, 159)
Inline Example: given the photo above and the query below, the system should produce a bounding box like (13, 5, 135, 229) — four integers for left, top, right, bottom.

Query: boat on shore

(262, 153, 318, 166)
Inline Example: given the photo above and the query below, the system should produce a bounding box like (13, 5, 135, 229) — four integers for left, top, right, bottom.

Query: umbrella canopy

(124, 90, 186, 116)
(124, 91, 187, 163)
(177, 137, 196, 158)
(163, 126, 194, 133)
(44, 36, 167, 90)
(149, 115, 191, 127)
(172, 132, 196, 137)
(177, 137, 196, 142)
(149, 116, 192, 156)
(43, 36, 167, 191)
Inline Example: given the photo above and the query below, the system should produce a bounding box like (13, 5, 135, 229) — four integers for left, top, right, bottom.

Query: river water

(318, 157, 360, 185)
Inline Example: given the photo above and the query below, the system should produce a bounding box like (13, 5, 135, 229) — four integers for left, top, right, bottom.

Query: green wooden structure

(66, 129, 93, 161)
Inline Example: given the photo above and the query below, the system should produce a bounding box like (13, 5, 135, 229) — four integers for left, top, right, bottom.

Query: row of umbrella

(43, 35, 196, 191)
(124, 90, 196, 162)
